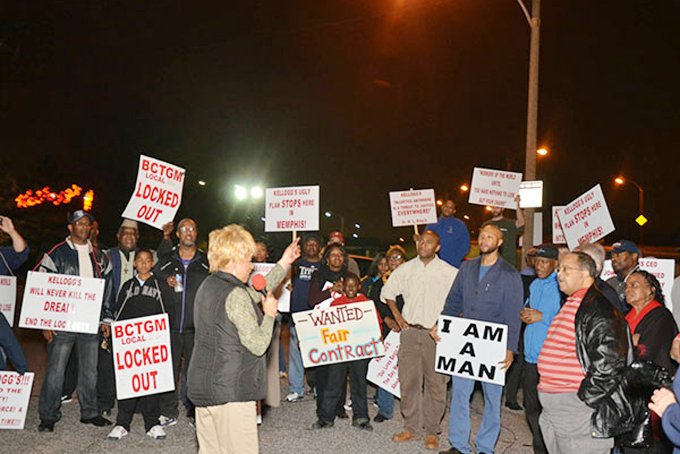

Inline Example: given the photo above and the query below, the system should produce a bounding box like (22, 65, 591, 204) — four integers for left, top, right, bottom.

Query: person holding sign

(187, 225, 300, 454)
(537, 252, 633, 453)
(0, 215, 29, 275)
(107, 249, 168, 441)
(482, 201, 525, 269)
(313, 273, 377, 431)
(381, 231, 458, 451)
(36, 210, 112, 432)
(436, 224, 523, 454)
(424, 200, 470, 268)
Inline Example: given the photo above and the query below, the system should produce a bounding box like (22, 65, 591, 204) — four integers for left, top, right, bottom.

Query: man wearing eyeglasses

(537, 252, 632, 453)
(155, 218, 210, 427)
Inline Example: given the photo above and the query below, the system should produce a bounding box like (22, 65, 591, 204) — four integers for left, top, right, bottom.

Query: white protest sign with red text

(557, 184, 615, 250)
(366, 331, 400, 398)
(265, 186, 319, 232)
(389, 189, 437, 227)
(292, 301, 384, 368)
(552, 206, 566, 244)
(0, 276, 16, 327)
(468, 168, 522, 209)
(112, 314, 174, 400)
(250, 263, 291, 313)
(601, 258, 676, 311)
(122, 155, 185, 230)
(19, 271, 104, 334)
(0, 372, 34, 430)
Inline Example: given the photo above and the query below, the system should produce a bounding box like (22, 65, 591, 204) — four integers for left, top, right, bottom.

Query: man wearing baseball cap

(606, 240, 641, 308)
(36, 210, 112, 432)
(520, 244, 563, 454)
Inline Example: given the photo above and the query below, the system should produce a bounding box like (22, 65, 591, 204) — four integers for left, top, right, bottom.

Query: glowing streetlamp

(614, 176, 645, 245)
(536, 148, 548, 156)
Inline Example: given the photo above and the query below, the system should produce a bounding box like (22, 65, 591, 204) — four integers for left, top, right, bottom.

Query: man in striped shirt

(537, 252, 631, 454)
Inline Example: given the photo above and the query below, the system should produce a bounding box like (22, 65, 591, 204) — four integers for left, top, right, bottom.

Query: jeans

(288, 325, 305, 396)
(449, 376, 503, 454)
(39, 331, 99, 422)
(376, 386, 394, 419)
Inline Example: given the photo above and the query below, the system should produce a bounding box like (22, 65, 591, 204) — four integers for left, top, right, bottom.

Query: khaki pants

(196, 401, 258, 454)
(398, 327, 449, 436)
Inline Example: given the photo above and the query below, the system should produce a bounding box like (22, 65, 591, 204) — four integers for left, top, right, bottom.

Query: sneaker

(107, 425, 128, 441)
(285, 392, 304, 402)
(61, 394, 73, 404)
(505, 401, 523, 411)
(81, 415, 112, 427)
(256, 414, 262, 425)
(373, 414, 390, 423)
(146, 424, 167, 440)
(101, 409, 112, 418)
(279, 371, 288, 379)
(188, 417, 196, 429)
(352, 420, 373, 431)
(344, 399, 352, 411)
(159, 415, 177, 427)
(38, 420, 55, 432)
(311, 419, 334, 429)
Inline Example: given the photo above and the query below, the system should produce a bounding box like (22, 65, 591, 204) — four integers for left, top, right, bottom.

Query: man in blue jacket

(435, 224, 523, 454)
(520, 244, 562, 454)
(425, 200, 470, 268)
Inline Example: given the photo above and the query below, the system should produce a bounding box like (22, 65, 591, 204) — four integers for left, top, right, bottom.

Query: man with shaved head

(381, 230, 458, 450)
(155, 218, 210, 426)
(436, 224, 523, 454)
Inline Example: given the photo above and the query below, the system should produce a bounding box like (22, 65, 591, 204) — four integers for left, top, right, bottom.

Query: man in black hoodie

(155, 218, 209, 426)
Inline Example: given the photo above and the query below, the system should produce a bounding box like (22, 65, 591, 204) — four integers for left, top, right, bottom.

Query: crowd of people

(1, 198, 680, 454)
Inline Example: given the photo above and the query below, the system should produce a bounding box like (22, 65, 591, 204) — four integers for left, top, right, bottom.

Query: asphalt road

(0, 329, 534, 454)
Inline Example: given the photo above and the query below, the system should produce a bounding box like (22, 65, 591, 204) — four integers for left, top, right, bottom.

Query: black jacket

(154, 247, 209, 333)
(575, 285, 635, 438)
(37, 238, 112, 322)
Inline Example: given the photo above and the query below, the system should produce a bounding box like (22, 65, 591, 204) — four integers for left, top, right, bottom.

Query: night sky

(1, 0, 679, 252)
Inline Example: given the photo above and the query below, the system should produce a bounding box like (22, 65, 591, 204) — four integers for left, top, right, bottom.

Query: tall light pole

(614, 177, 645, 245)
(517, 0, 541, 263)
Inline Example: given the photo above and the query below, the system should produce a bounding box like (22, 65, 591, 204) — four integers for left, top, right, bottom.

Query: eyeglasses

(388, 255, 403, 261)
(179, 226, 196, 232)
(557, 265, 581, 273)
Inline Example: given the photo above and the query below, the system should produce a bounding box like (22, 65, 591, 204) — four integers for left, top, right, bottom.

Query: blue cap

(611, 240, 640, 255)
(68, 210, 95, 225)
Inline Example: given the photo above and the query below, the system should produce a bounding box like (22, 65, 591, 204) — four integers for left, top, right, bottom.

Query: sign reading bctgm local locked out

(265, 186, 320, 232)
(112, 314, 174, 400)
(122, 155, 185, 230)
(19, 271, 105, 334)
(435, 316, 508, 386)
(292, 301, 384, 368)
(389, 189, 438, 227)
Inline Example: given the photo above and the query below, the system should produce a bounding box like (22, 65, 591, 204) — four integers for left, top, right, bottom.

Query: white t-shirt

(74, 243, 94, 278)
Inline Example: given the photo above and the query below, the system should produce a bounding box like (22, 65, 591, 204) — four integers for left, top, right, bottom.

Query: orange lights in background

(15, 184, 95, 211)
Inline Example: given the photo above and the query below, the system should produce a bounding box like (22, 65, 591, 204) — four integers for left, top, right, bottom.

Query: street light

(324, 210, 345, 234)
(460, 185, 469, 192)
(234, 185, 248, 200)
(536, 148, 548, 156)
(614, 176, 645, 245)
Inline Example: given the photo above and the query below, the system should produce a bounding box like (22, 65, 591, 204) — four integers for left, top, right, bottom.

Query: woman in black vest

(187, 225, 299, 454)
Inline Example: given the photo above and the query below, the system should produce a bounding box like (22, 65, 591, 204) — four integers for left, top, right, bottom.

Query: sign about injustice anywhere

(435, 316, 508, 386)
(112, 314, 174, 400)
(558, 184, 615, 250)
(0, 276, 16, 327)
(19, 271, 105, 334)
(122, 155, 186, 229)
(468, 168, 523, 209)
(0, 372, 34, 429)
(292, 301, 384, 368)
(389, 189, 437, 227)
(265, 186, 319, 232)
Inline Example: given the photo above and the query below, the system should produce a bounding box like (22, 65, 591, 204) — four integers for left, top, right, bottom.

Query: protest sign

(121, 155, 185, 230)
(601, 258, 676, 311)
(557, 184, 615, 250)
(552, 206, 566, 244)
(518, 180, 543, 208)
(388, 189, 437, 227)
(0, 372, 34, 430)
(250, 263, 291, 313)
(112, 314, 174, 400)
(265, 186, 319, 232)
(0, 276, 16, 327)
(435, 316, 508, 386)
(366, 331, 400, 398)
(468, 168, 523, 209)
(19, 271, 104, 334)
(292, 300, 384, 368)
